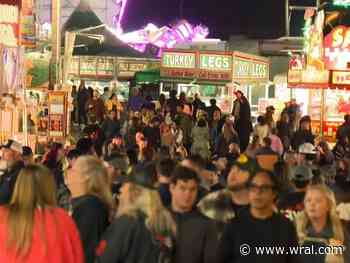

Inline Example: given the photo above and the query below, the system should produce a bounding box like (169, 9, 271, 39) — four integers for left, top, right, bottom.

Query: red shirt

(0, 207, 84, 263)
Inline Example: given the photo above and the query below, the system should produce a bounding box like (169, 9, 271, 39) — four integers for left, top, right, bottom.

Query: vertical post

(285, 0, 290, 36)
(51, 0, 61, 89)
(320, 88, 325, 137)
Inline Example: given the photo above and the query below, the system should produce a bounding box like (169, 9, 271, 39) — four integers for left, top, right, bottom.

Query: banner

(0, 2, 20, 47)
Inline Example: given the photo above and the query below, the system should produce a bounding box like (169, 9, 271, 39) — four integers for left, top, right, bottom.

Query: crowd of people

(1, 85, 350, 263)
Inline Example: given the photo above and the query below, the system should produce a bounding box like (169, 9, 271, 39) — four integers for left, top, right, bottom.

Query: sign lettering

(200, 54, 232, 71)
(233, 58, 268, 80)
(332, 71, 350, 85)
(162, 52, 196, 69)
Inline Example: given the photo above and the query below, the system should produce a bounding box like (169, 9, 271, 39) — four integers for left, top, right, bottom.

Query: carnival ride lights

(108, 0, 209, 54)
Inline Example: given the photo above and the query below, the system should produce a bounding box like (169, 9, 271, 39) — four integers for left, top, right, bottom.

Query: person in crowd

(160, 113, 175, 149)
(215, 119, 240, 157)
(125, 116, 142, 149)
(291, 116, 315, 152)
(255, 137, 280, 157)
(128, 88, 146, 112)
(264, 105, 276, 130)
(269, 128, 284, 156)
(101, 110, 120, 142)
(143, 116, 161, 149)
(192, 93, 206, 120)
(278, 165, 313, 213)
(22, 146, 34, 166)
(67, 156, 113, 263)
(158, 93, 167, 116)
(166, 90, 180, 119)
(77, 81, 89, 127)
(245, 135, 261, 159)
(76, 137, 96, 156)
(95, 169, 176, 263)
(315, 140, 335, 167)
(273, 160, 293, 195)
(105, 93, 123, 120)
(207, 98, 221, 125)
(333, 134, 350, 161)
(101, 87, 110, 103)
(277, 112, 293, 151)
(331, 159, 350, 203)
(176, 103, 193, 152)
(0, 164, 84, 263)
(191, 118, 211, 160)
(219, 169, 300, 263)
(157, 158, 176, 207)
(179, 91, 187, 105)
(231, 90, 253, 152)
(282, 98, 301, 132)
(295, 184, 350, 262)
(0, 140, 25, 205)
(169, 166, 218, 263)
(86, 90, 105, 124)
(87, 87, 94, 99)
(181, 155, 221, 194)
(42, 142, 66, 194)
(253, 115, 270, 145)
(336, 114, 350, 141)
(71, 85, 78, 124)
(197, 154, 257, 238)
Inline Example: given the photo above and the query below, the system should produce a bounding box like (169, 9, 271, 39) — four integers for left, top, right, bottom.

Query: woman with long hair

(0, 164, 84, 262)
(215, 120, 240, 157)
(295, 184, 350, 263)
(67, 155, 114, 263)
(95, 172, 176, 263)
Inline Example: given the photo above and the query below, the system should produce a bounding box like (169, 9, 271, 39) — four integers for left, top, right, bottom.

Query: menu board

(48, 92, 67, 138)
(97, 57, 114, 77)
(80, 57, 96, 76)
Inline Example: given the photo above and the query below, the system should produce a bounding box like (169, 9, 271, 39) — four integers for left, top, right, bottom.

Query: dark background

(123, 0, 320, 39)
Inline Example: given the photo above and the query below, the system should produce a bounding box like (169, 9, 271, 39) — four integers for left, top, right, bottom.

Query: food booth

(159, 49, 270, 114)
(288, 9, 350, 142)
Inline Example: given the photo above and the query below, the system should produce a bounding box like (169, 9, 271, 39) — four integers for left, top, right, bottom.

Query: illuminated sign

(199, 54, 232, 71)
(301, 68, 329, 84)
(332, 71, 350, 85)
(162, 52, 196, 69)
(233, 58, 269, 80)
(288, 70, 302, 84)
(160, 68, 196, 79)
(118, 60, 159, 78)
(334, 0, 350, 7)
(324, 26, 350, 70)
(325, 26, 350, 49)
(0, 4, 19, 47)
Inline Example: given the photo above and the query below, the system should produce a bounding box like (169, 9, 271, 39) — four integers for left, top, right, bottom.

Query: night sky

(123, 0, 317, 39)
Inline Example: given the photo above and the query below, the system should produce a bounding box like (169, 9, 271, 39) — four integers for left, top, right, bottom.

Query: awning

(135, 68, 160, 84)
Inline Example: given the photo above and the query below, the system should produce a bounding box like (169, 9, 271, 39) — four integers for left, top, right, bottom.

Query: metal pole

(285, 0, 290, 36)
(51, 0, 61, 89)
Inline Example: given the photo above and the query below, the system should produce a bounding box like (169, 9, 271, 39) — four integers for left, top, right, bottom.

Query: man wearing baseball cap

(0, 140, 25, 204)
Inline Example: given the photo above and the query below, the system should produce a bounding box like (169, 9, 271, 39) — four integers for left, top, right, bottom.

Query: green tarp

(135, 68, 160, 84)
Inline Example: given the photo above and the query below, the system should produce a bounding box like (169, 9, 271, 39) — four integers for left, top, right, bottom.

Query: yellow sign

(332, 71, 350, 85)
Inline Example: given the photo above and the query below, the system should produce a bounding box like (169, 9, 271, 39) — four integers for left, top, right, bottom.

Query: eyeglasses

(248, 183, 275, 193)
(229, 183, 248, 192)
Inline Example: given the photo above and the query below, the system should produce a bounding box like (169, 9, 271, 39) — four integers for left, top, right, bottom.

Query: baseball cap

(291, 165, 313, 181)
(298, 143, 316, 154)
(22, 146, 33, 157)
(115, 163, 157, 189)
(1, 140, 23, 154)
(232, 154, 260, 175)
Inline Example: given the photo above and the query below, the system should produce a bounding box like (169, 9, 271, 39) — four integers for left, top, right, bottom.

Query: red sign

(324, 26, 350, 70)
(198, 71, 232, 81)
(160, 68, 196, 79)
(0, 0, 20, 47)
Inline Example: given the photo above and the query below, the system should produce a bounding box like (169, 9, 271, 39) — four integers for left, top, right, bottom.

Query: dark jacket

(72, 195, 110, 263)
(95, 212, 175, 263)
(219, 208, 300, 263)
(101, 118, 120, 141)
(0, 161, 24, 205)
(291, 129, 315, 151)
(170, 209, 218, 263)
